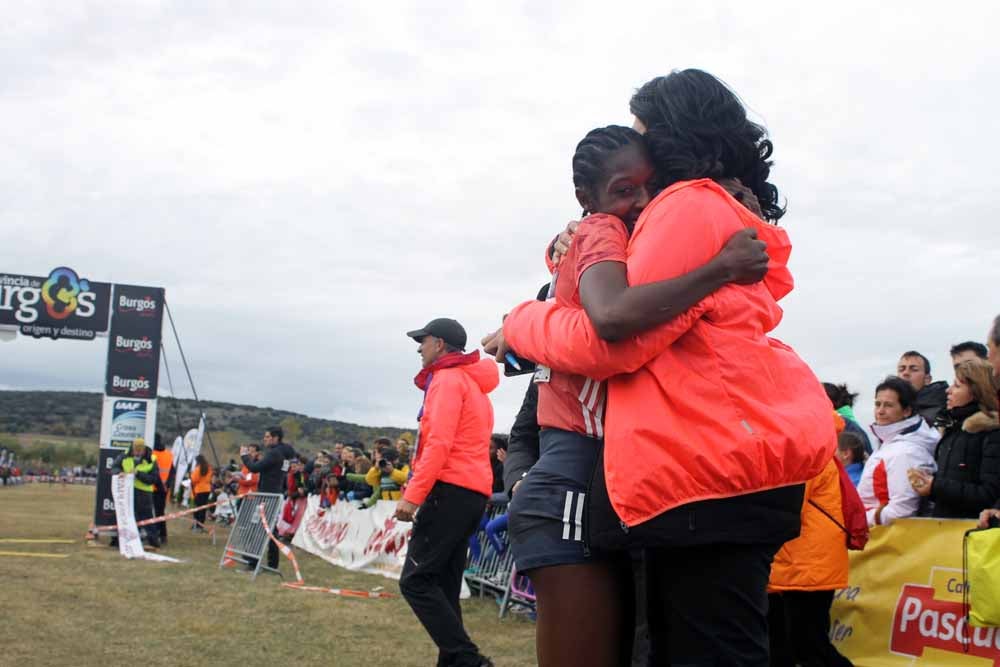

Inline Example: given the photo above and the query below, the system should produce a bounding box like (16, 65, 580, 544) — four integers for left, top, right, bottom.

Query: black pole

(163, 300, 225, 478)
(159, 343, 185, 437)
(163, 299, 240, 522)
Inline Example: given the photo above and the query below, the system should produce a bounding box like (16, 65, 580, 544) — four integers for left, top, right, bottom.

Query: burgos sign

(0, 267, 111, 340)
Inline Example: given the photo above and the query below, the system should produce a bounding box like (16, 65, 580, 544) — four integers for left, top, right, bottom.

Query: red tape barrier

(256, 502, 394, 599)
(92, 493, 248, 532)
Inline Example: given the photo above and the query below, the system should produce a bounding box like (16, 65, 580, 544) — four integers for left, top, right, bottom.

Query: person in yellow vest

(152, 435, 173, 545)
(112, 437, 161, 548)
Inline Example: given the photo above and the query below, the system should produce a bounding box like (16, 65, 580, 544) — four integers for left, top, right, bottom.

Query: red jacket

(237, 465, 259, 495)
(503, 179, 835, 527)
(403, 357, 499, 505)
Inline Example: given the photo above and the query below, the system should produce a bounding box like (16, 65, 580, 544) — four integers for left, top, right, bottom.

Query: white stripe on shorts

(574, 492, 585, 542)
(562, 490, 573, 540)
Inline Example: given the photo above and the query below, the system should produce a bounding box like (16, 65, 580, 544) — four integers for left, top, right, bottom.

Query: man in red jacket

(397, 317, 498, 667)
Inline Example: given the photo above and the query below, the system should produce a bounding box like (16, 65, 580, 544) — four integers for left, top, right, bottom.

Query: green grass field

(0, 484, 536, 666)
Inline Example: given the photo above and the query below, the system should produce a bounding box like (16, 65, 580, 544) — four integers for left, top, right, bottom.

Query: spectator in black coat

(909, 358, 1000, 518)
(979, 315, 1000, 527)
(489, 434, 508, 494)
(897, 350, 948, 425)
(239, 426, 296, 569)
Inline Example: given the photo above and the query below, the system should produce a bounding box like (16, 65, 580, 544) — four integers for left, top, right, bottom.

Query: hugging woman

(499, 69, 835, 666)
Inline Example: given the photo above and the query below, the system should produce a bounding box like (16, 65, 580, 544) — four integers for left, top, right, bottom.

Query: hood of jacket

(871, 414, 941, 455)
(636, 179, 795, 305)
(458, 358, 500, 394)
(964, 410, 1000, 434)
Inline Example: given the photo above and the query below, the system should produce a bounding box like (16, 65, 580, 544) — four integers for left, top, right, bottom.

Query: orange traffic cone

(222, 548, 238, 568)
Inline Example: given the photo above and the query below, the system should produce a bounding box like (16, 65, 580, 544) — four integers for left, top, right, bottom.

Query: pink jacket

(404, 359, 499, 505)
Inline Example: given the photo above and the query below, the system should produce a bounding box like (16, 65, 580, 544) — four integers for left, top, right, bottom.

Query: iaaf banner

(0, 268, 111, 340)
(105, 284, 164, 399)
(830, 517, 1000, 665)
(95, 396, 158, 527)
(98, 397, 158, 450)
(292, 495, 412, 580)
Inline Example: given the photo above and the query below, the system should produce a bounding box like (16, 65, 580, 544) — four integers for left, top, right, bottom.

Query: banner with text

(831, 517, 1000, 665)
(105, 284, 164, 398)
(95, 396, 158, 527)
(292, 496, 412, 580)
(0, 268, 111, 341)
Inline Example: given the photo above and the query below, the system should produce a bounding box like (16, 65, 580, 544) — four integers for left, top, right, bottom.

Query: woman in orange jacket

(189, 455, 213, 531)
(498, 70, 835, 664)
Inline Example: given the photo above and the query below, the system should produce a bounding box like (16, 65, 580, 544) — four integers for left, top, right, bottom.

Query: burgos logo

(891, 582, 1000, 662)
(112, 375, 151, 393)
(5, 267, 100, 323)
(118, 295, 158, 314)
(115, 335, 154, 355)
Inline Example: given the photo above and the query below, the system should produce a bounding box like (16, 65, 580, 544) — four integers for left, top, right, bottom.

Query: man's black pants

(768, 590, 853, 667)
(134, 490, 160, 547)
(647, 541, 782, 666)
(152, 489, 168, 541)
(400, 482, 487, 667)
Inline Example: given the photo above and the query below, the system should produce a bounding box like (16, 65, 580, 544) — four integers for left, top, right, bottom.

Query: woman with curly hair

(499, 69, 835, 664)
(909, 357, 1000, 518)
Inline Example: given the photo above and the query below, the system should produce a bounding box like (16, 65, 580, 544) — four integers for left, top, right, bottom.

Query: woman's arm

(580, 227, 765, 341)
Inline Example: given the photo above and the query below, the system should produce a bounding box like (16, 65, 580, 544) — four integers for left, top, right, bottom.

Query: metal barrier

(219, 492, 283, 580)
(463, 495, 535, 619)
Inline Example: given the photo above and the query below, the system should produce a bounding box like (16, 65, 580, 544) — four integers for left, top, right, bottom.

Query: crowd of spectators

(0, 461, 97, 485)
(174, 431, 509, 546)
(828, 334, 1000, 528)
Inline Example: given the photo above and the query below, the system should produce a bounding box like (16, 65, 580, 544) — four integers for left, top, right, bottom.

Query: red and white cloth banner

(111, 473, 179, 562)
(291, 496, 413, 580)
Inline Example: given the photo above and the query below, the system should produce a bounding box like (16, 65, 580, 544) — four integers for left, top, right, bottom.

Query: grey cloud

(2, 2, 999, 437)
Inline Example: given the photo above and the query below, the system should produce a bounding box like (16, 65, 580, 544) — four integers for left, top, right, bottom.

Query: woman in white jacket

(858, 376, 940, 527)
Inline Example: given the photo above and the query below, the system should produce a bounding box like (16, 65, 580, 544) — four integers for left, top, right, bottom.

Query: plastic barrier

(830, 517, 999, 665)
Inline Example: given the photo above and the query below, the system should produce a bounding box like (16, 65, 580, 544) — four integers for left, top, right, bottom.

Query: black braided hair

(629, 69, 785, 222)
(571, 125, 647, 214)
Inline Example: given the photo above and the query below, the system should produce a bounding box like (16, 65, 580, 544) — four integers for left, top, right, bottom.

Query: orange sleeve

(573, 216, 628, 289)
(503, 297, 708, 381)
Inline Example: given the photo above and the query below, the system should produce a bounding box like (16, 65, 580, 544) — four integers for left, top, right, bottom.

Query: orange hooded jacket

(503, 179, 836, 527)
(403, 358, 499, 506)
(769, 457, 849, 592)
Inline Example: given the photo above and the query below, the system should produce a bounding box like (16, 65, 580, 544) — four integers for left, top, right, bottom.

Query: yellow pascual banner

(831, 517, 1000, 665)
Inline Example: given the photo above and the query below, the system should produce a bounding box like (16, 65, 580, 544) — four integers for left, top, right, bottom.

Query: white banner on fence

(111, 473, 179, 563)
(291, 496, 412, 579)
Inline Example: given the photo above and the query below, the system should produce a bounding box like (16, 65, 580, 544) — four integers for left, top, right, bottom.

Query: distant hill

(0, 390, 411, 449)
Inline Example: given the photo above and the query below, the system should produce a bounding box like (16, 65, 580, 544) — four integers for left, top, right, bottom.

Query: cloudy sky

(2, 2, 998, 435)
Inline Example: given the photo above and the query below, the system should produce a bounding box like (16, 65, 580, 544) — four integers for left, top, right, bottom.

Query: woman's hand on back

(716, 228, 769, 285)
(551, 220, 580, 265)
